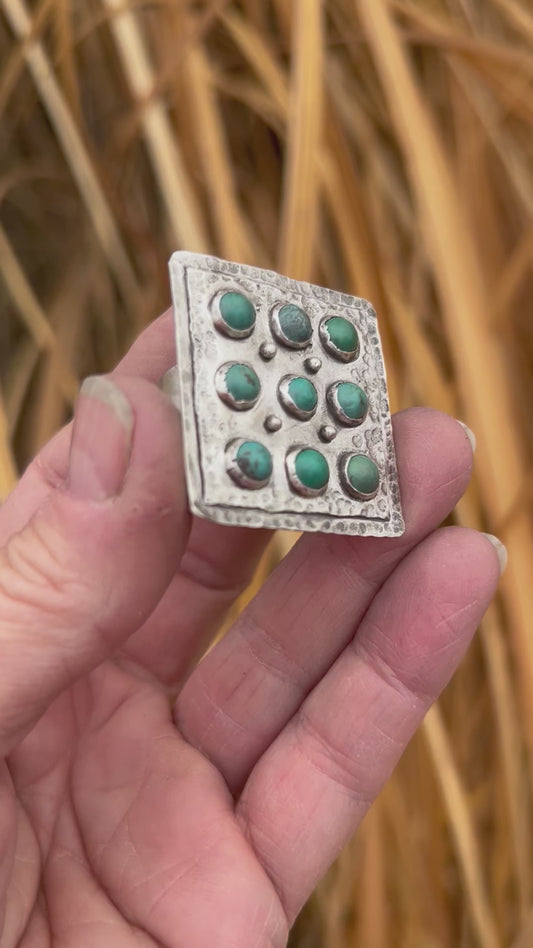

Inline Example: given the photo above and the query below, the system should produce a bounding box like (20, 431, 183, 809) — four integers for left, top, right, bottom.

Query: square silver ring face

(168, 251, 404, 537)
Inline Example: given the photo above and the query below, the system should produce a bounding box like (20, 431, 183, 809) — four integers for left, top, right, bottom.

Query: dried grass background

(1, 0, 532, 945)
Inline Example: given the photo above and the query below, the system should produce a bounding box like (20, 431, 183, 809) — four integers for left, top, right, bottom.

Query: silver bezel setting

(168, 251, 404, 537)
(211, 289, 256, 339)
(285, 445, 330, 498)
(277, 375, 318, 421)
(215, 361, 261, 411)
(226, 438, 273, 490)
(270, 301, 313, 350)
(326, 381, 368, 427)
(319, 316, 360, 363)
(339, 452, 380, 501)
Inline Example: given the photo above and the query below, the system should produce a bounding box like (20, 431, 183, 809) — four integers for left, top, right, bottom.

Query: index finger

(0, 309, 177, 546)
(0, 308, 273, 683)
(114, 308, 175, 381)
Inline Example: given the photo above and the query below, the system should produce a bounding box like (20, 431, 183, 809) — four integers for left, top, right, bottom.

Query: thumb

(0, 375, 189, 757)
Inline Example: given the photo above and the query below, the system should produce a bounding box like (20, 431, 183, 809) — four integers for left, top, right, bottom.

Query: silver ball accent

(304, 356, 322, 374)
(264, 414, 282, 433)
(319, 425, 337, 443)
(259, 341, 277, 361)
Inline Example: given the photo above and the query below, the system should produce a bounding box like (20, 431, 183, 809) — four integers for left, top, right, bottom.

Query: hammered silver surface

(168, 251, 404, 536)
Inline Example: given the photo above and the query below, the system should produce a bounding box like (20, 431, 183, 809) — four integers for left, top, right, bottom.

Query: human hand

(0, 310, 503, 947)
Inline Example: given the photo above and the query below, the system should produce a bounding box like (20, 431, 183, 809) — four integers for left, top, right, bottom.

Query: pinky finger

(236, 527, 503, 924)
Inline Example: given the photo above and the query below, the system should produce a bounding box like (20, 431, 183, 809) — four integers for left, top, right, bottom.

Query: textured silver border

(168, 251, 404, 537)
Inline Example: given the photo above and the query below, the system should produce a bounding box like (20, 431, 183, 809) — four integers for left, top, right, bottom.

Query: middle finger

(174, 408, 474, 794)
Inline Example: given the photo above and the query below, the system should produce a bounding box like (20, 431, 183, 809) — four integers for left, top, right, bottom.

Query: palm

(0, 313, 500, 947)
(8, 659, 285, 947)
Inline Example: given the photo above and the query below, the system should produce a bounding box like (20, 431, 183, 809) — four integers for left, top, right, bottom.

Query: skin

(0, 311, 501, 947)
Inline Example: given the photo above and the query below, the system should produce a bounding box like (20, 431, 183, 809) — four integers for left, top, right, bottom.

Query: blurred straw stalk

(0, 0, 532, 944)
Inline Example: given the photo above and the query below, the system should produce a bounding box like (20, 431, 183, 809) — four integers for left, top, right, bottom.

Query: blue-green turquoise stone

(278, 304, 312, 345)
(336, 382, 367, 421)
(294, 448, 329, 490)
(225, 363, 260, 404)
(323, 317, 358, 355)
(219, 292, 255, 332)
(288, 377, 318, 413)
(237, 441, 272, 481)
(346, 454, 379, 495)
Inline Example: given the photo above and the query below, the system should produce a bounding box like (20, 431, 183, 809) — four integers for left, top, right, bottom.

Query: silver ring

(168, 252, 404, 537)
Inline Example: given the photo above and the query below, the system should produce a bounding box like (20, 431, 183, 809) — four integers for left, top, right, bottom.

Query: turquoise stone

(322, 316, 359, 358)
(346, 454, 379, 495)
(288, 377, 318, 413)
(336, 382, 367, 421)
(225, 363, 260, 404)
(294, 448, 329, 490)
(277, 304, 312, 346)
(219, 292, 255, 332)
(236, 441, 272, 482)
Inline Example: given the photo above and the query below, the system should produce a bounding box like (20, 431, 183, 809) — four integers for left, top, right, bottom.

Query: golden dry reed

(0, 1, 532, 945)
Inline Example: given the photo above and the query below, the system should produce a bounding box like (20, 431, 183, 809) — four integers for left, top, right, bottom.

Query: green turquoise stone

(294, 448, 329, 490)
(225, 363, 260, 404)
(237, 441, 272, 481)
(288, 377, 318, 413)
(323, 317, 358, 355)
(219, 292, 255, 332)
(346, 454, 379, 495)
(278, 304, 312, 345)
(336, 382, 367, 421)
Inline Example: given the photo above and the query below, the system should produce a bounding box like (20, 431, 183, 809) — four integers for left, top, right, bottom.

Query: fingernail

(481, 533, 508, 575)
(69, 376, 133, 501)
(456, 420, 476, 454)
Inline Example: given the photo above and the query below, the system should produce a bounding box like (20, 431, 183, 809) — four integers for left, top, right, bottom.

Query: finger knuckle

(0, 513, 98, 627)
